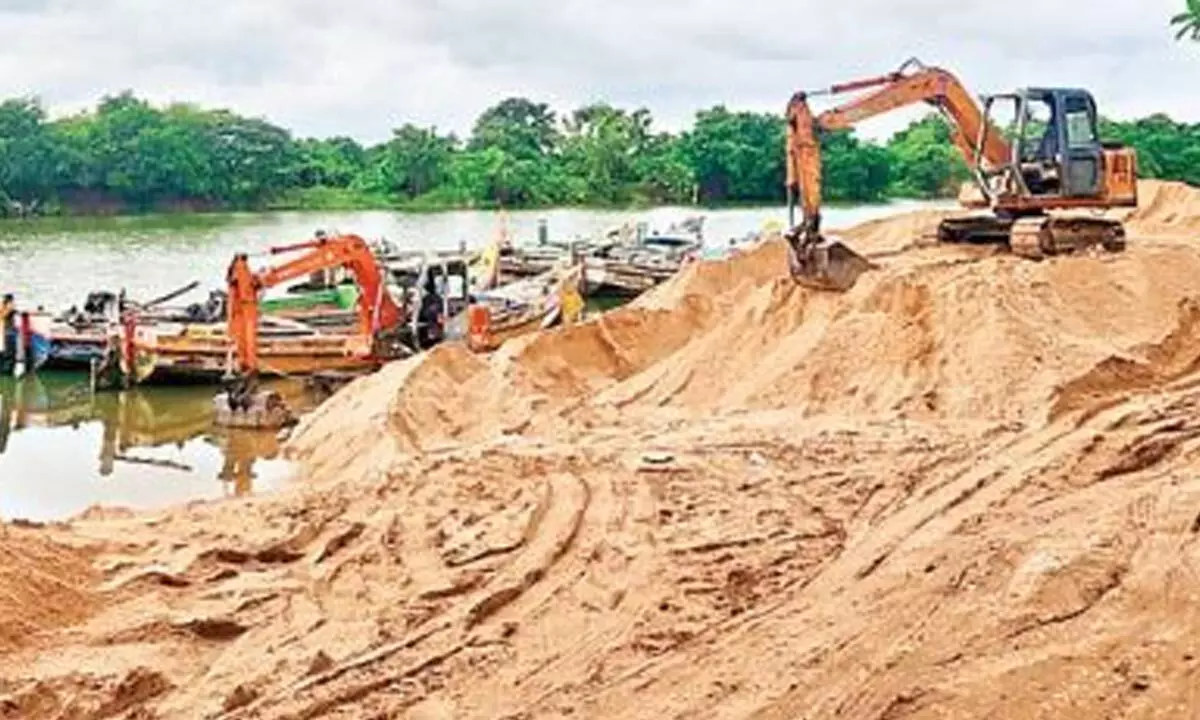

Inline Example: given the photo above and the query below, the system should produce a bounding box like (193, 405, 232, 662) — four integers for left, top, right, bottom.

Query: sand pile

(6, 178, 1200, 719)
(0, 525, 99, 654)
(292, 184, 1200, 463)
(1126, 179, 1200, 236)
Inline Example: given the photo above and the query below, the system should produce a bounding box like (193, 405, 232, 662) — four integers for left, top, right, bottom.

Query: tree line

(0, 91, 1197, 217)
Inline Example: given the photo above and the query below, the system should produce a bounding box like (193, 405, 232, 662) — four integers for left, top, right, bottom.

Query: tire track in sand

(222, 470, 597, 719)
(491, 462, 666, 719)
(559, 413, 1115, 719)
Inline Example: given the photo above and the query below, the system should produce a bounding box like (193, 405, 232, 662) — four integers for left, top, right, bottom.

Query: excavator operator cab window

(1020, 98, 1055, 163)
(1011, 92, 1062, 196)
(1063, 98, 1098, 148)
(1057, 92, 1104, 197)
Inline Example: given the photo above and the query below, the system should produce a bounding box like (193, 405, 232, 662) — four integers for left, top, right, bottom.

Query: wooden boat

(48, 229, 582, 388)
(117, 252, 555, 387)
(449, 261, 587, 351)
(43, 287, 209, 371)
(44, 282, 358, 372)
(2, 312, 52, 376)
(582, 221, 705, 297)
(40, 233, 496, 375)
(495, 216, 706, 299)
(396, 250, 580, 350)
(126, 318, 377, 385)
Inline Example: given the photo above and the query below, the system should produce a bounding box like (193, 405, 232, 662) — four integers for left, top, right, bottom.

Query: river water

(0, 200, 944, 521)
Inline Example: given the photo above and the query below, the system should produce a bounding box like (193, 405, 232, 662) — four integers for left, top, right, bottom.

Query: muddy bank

(4, 180, 1200, 718)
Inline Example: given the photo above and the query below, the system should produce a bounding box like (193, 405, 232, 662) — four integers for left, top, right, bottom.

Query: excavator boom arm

(226, 234, 404, 376)
(814, 66, 1010, 161)
(786, 61, 1010, 233)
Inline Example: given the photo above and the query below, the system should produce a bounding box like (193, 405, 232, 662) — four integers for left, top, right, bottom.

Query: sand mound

(8, 179, 1200, 719)
(1126, 179, 1200, 235)
(1051, 298, 1200, 420)
(292, 188, 1200, 463)
(0, 526, 99, 654)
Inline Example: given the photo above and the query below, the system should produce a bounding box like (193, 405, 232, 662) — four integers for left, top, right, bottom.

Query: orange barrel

(467, 303, 493, 352)
(120, 311, 137, 384)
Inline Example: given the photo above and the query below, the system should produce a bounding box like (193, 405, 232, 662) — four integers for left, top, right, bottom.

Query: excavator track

(937, 215, 1016, 245)
(937, 214, 1127, 260)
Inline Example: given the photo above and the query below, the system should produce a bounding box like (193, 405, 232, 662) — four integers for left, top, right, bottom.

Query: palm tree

(1171, 0, 1200, 41)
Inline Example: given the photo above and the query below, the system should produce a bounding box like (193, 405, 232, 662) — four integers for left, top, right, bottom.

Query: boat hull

(44, 332, 108, 370)
(2, 325, 52, 375)
(42, 285, 364, 374)
(130, 325, 379, 385)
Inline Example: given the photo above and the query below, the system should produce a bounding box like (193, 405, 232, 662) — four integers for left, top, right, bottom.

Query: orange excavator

(784, 57, 1139, 291)
(218, 233, 409, 426)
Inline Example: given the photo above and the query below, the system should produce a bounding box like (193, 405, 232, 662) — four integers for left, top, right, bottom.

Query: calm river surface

(0, 200, 944, 521)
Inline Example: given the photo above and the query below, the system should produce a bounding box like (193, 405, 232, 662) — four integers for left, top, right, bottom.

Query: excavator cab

(980, 88, 1108, 200)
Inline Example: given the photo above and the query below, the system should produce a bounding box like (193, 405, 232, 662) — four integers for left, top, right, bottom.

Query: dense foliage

(1171, 0, 1200, 40)
(0, 91, 1196, 216)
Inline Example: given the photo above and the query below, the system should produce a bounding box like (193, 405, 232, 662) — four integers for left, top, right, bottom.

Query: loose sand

(5, 180, 1200, 718)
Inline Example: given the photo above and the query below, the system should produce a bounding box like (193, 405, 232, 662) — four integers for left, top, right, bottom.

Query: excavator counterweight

(783, 58, 1138, 291)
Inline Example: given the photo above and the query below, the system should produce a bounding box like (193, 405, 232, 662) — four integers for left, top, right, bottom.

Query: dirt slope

(0, 526, 100, 655)
(4, 179, 1200, 719)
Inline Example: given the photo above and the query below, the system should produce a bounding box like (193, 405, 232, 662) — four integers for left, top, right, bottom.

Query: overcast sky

(0, 0, 1194, 143)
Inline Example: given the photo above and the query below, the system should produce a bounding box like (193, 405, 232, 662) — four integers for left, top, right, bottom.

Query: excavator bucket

(213, 375, 297, 430)
(214, 388, 297, 429)
(786, 234, 874, 292)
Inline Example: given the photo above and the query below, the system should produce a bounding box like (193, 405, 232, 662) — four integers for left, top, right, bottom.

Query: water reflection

(0, 373, 311, 520)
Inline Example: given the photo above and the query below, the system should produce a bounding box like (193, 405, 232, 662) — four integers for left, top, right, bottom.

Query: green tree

(1101, 114, 1200, 185)
(0, 98, 58, 208)
(685, 105, 895, 205)
(373, 125, 456, 198)
(461, 98, 562, 206)
(821, 130, 891, 203)
(559, 103, 654, 203)
(204, 111, 298, 207)
(1, 90, 1198, 217)
(470, 98, 559, 160)
(685, 106, 786, 203)
(1171, 0, 1200, 40)
(83, 92, 166, 205)
(295, 137, 367, 188)
(886, 114, 970, 198)
(631, 132, 694, 204)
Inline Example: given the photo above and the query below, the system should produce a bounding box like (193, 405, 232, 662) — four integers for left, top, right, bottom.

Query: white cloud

(0, 0, 1193, 143)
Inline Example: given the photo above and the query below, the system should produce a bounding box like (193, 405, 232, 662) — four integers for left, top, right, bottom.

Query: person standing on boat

(417, 276, 445, 349)
(0, 294, 15, 356)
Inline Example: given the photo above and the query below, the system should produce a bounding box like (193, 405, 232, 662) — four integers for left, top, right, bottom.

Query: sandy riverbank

(4, 179, 1200, 718)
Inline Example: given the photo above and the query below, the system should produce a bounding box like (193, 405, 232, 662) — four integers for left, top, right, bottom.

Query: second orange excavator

(784, 57, 1139, 291)
(217, 233, 411, 427)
